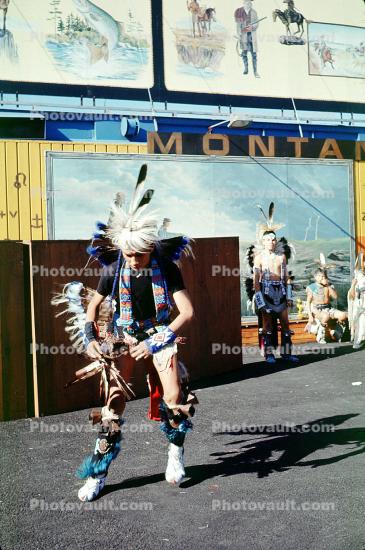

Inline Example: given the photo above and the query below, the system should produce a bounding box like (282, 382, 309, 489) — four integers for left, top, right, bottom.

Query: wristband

(144, 327, 176, 354)
(254, 291, 266, 310)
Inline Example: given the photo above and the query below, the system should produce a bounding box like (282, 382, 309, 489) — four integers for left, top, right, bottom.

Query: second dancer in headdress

(246, 202, 299, 365)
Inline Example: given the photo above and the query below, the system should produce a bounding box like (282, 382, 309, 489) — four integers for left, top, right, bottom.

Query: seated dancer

(348, 253, 365, 349)
(246, 203, 298, 365)
(306, 254, 348, 344)
(52, 165, 197, 502)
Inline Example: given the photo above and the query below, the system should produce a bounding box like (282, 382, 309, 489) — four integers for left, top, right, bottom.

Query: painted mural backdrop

(308, 22, 365, 79)
(0, 0, 153, 87)
(163, 0, 365, 103)
(47, 153, 353, 317)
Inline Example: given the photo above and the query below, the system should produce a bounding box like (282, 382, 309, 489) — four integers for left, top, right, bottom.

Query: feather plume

(314, 252, 336, 271)
(256, 202, 285, 238)
(128, 164, 148, 215)
(130, 189, 154, 217)
(256, 204, 268, 222)
(51, 282, 113, 353)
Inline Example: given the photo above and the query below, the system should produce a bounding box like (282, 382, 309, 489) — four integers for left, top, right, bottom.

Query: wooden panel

(32, 237, 242, 415)
(178, 237, 242, 380)
(0, 242, 33, 420)
(0, 142, 8, 239)
(117, 145, 129, 153)
(95, 144, 107, 153)
(84, 144, 96, 152)
(5, 141, 19, 239)
(127, 144, 139, 154)
(51, 143, 64, 151)
(17, 142, 32, 241)
(61, 144, 74, 152)
(73, 144, 86, 152)
(106, 145, 118, 153)
(32, 241, 100, 415)
(29, 142, 45, 240)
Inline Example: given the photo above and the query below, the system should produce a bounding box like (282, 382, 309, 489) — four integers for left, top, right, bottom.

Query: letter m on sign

(147, 132, 183, 154)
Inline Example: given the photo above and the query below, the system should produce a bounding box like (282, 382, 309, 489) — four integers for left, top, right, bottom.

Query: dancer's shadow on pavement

(180, 413, 365, 487)
(104, 414, 365, 494)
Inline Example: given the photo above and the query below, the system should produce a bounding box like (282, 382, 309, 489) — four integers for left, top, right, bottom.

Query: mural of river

(46, 40, 148, 81)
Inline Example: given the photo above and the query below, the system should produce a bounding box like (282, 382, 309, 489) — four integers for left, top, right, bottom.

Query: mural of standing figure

(234, 0, 260, 78)
(187, 0, 202, 38)
(0, 0, 10, 37)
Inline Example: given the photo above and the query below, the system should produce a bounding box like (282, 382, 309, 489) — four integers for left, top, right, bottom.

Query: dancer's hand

(287, 299, 293, 308)
(86, 340, 103, 360)
(129, 341, 151, 361)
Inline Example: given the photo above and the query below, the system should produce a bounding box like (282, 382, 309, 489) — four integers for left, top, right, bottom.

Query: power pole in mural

(304, 216, 313, 241)
(314, 215, 320, 240)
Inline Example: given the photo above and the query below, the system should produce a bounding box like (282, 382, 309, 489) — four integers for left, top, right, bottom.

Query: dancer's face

(315, 272, 327, 286)
(123, 250, 151, 270)
(262, 233, 276, 251)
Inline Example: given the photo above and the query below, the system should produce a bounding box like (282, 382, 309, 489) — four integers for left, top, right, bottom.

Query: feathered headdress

(314, 252, 336, 275)
(256, 202, 285, 239)
(86, 164, 192, 265)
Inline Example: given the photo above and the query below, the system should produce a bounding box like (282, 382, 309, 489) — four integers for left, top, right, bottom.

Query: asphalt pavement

(1, 343, 365, 550)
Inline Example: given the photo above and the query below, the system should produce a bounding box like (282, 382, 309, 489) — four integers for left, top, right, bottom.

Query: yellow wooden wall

(0, 141, 147, 241)
(354, 161, 365, 252)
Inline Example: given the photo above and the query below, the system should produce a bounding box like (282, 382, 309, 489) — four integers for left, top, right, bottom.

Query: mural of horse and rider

(186, 0, 216, 38)
(273, 0, 306, 45)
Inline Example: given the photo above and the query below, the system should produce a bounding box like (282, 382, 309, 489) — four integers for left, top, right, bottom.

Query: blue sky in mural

(51, 155, 351, 244)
